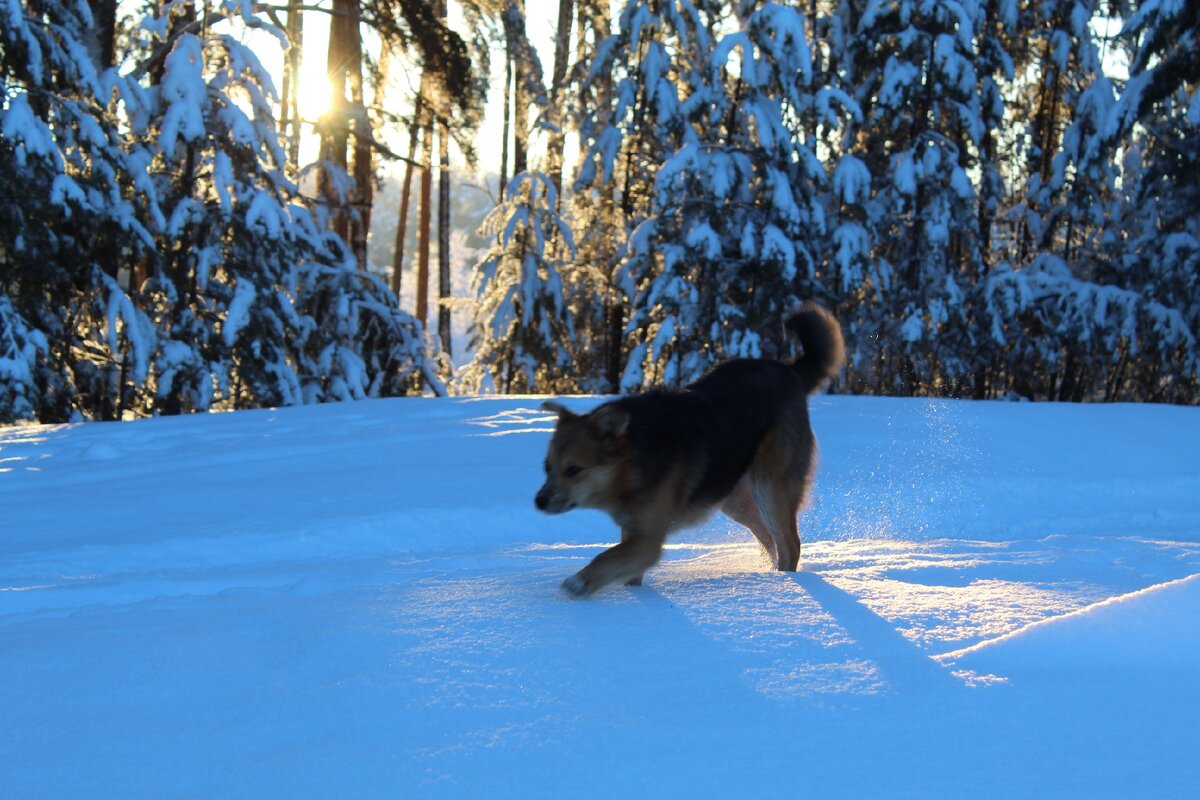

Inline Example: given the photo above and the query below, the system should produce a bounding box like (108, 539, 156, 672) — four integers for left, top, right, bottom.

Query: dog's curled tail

(785, 302, 845, 394)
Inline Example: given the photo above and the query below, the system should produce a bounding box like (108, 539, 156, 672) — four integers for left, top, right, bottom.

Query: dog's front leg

(562, 529, 664, 597)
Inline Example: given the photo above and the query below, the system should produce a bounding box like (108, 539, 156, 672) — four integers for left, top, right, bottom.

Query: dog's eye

(564, 465, 583, 478)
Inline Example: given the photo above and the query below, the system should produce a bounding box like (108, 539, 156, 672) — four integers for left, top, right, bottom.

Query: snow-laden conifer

(0, 0, 434, 422)
(826, 0, 989, 394)
(465, 172, 579, 393)
(618, 3, 862, 389)
(0, 0, 155, 421)
(0, 295, 46, 423)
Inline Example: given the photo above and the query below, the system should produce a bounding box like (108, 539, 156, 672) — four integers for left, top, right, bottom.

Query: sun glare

(297, 67, 333, 122)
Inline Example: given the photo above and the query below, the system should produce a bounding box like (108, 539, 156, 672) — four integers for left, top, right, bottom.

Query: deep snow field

(2, 395, 1198, 798)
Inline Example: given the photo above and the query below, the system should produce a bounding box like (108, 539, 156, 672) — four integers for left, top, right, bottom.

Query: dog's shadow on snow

(788, 570, 964, 694)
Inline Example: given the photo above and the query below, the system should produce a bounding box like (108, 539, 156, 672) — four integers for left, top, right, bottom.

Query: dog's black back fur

(611, 303, 843, 506)
(611, 361, 801, 505)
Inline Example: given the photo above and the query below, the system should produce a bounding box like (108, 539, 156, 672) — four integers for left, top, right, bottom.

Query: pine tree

(622, 3, 859, 389)
(0, 295, 46, 423)
(571, 0, 725, 390)
(465, 172, 578, 393)
(132, 2, 434, 410)
(131, 4, 313, 411)
(973, 0, 1196, 402)
(1, 0, 447, 422)
(1, 0, 155, 421)
(1105, 0, 1200, 401)
(562, 0, 624, 389)
(832, 0, 989, 395)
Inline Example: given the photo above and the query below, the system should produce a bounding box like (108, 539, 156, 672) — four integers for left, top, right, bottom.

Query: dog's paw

(561, 574, 592, 598)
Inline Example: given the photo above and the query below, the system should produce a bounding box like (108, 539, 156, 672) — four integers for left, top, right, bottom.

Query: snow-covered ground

(2, 396, 1198, 798)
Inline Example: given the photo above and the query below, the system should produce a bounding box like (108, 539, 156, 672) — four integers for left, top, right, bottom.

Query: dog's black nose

(535, 492, 548, 510)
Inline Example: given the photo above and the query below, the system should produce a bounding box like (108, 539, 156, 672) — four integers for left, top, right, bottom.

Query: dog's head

(535, 401, 631, 514)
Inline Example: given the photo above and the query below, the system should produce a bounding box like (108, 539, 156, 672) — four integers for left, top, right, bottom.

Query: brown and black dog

(536, 302, 844, 597)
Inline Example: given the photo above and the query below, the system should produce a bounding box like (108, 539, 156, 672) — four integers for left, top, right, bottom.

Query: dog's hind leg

(748, 430, 810, 572)
(773, 505, 801, 572)
(729, 481, 801, 572)
(752, 478, 801, 571)
(766, 456, 816, 572)
(563, 530, 665, 597)
(721, 475, 778, 566)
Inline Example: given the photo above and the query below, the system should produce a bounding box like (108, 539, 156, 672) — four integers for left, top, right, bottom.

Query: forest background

(1, 0, 1197, 424)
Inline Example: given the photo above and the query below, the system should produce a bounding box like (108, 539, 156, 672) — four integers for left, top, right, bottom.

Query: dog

(535, 302, 844, 597)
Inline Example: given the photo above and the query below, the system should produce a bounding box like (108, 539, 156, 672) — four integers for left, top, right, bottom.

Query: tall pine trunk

(500, 53, 512, 198)
(391, 96, 423, 299)
(416, 97, 433, 327)
(281, 0, 304, 170)
(347, 3, 371, 272)
(547, 0, 574, 197)
(436, 0, 452, 353)
(320, 0, 356, 243)
(507, 2, 529, 175)
(87, 0, 117, 69)
(438, 121, 452, 354)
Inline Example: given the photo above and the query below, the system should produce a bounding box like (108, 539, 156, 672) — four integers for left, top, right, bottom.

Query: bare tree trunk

(508, 2, 529, 175)
(513, 96, 528, 175)
(391, 97, 423, 300)
(436, 0, 452, 353)
(438, 121, 452, 354)
(281, 0, 304, 170)
(416, 100, 433, 327)
(320, 0, 355, 242)
(347, 1, 372, 271)
(87, 0, 117, 69)
(605, 290, 623, 392)
(547, 0, 574, 197)
(500, 53, 512, 198)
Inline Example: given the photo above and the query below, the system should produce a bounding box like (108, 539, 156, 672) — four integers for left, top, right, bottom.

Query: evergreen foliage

(0, 0, 432, 423)
(621, 3, 850, 389)
(470, 0, 1199, 404)
(465, 172, 580, 393)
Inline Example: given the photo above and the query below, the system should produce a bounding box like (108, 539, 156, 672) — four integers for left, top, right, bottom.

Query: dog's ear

(588, 404, 629, 441)
(541, 400, 578, 422)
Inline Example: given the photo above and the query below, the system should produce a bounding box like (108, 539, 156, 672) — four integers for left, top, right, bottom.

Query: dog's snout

(535, 490, 549, 510)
